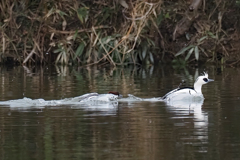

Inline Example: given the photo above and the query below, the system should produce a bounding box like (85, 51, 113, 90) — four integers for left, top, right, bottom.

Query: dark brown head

(108, 91, 123, 98)
(108, 91, 120, 96)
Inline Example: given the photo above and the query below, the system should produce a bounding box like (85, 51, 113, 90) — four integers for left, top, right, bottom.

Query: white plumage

(162, 72, 214, 101)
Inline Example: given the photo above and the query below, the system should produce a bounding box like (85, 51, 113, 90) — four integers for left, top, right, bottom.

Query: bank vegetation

(0, 0, 240, 66)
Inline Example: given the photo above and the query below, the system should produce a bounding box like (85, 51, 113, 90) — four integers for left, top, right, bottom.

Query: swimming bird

(162, 72, 214, 101)
(108, 91, 123, 98)
(76, 91, 122, 102)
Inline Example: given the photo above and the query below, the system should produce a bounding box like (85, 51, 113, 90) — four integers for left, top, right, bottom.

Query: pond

(0, 65, 240, 160)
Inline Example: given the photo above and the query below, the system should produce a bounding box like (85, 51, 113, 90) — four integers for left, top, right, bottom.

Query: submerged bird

(76, 91, 122, 103)
(162, 72, 214, 101)
(108, 91, 122, 98)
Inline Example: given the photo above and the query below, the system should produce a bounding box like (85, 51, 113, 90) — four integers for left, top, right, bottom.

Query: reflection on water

(1, 65, 240, 159)
(166, 98, 209, 153)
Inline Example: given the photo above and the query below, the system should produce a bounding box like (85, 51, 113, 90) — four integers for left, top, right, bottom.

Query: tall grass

(1, 0, 240, 66)
(0, 0, 162, 65)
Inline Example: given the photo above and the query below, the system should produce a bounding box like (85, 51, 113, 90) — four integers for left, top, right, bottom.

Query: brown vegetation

(0, 0, 240, 66)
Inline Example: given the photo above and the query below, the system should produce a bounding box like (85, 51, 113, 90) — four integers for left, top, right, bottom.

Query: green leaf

(175, 45, 195, 57)
(58, 10, 68, 19)
(149, 52, 154, 64)
(45, 8, 54, 18)
(165, 12, 170, 19)
(102, 11, 110, 22)
(156, 13, 164, 25)
(198, 36, 208, 43)
(77, 7, 88, 23)
(142, 45, 147, 59)
(185, 48, 194, 60)
(98, 7, 111, 24)
(53, 48, 63, 53)
(63, 51, 67, 64)
(194, 46, 199, 60)
(75, 42, 85, 59)
(55, 52, 62, 64)
(101, 36, 113, 44)
(73, 30, 78, 40)
(146, 38, 155, 46)
(207, 31, 216, 39)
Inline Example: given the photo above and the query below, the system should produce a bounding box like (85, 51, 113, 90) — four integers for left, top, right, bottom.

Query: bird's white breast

(163, 88, 203, 101)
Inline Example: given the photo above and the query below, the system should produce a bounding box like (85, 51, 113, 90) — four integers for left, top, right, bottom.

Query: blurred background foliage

(0, 0, 240, 66)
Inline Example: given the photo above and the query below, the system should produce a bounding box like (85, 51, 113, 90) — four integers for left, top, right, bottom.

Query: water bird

(162, 72, 214, 101)
(108, 91, 122, 98)
(77, 91, 122, 102)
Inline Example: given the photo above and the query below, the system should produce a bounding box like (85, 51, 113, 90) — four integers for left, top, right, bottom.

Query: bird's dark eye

(203, 78, 208, 82)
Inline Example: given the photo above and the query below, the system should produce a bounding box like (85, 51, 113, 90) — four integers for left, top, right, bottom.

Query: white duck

(162, 72, 214, 101)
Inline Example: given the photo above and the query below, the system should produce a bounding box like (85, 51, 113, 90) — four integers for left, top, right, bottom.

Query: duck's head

(195, 72, 214, 84)
(194, 72, 214, 93)
(108, 91, 123, 98)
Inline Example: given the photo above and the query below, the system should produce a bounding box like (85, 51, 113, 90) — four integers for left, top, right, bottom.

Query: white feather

(162, 72, 213, 101)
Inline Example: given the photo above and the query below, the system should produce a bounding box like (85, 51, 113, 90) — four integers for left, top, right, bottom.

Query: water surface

(0, 65, 240, 160)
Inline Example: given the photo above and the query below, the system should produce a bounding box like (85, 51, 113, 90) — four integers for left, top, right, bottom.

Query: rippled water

(1, 65, 240, 160)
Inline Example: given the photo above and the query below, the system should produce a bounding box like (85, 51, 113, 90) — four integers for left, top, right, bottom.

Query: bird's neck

(194, 83, 202, 94)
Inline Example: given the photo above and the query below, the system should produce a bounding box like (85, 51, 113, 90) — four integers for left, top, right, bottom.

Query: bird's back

(162, 87, 198, 100)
